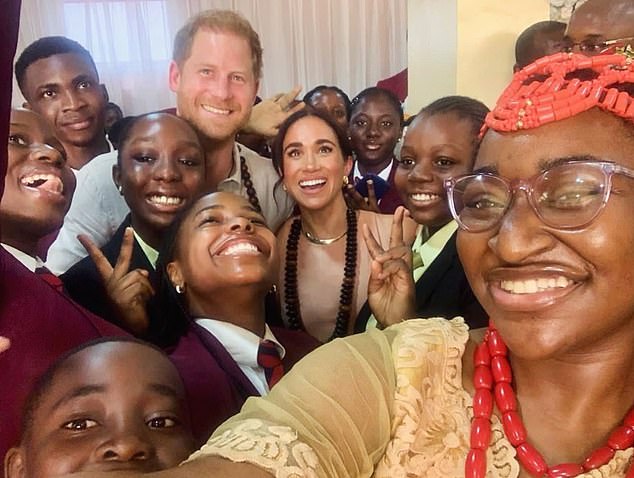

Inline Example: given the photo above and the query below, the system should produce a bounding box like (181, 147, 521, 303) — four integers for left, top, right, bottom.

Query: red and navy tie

(257, 340, 284, 389)
(35, 266, 65, 293)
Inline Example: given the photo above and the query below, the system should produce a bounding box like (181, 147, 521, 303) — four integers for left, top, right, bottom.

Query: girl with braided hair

(60, 52, 634, 478)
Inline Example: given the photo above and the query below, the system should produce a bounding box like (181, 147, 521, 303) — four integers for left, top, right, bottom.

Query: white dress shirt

(195, 319, 285, 396)
(1, 243, 43, 272)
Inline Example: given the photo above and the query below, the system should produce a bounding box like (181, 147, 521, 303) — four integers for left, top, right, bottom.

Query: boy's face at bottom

(5, 342, 194, 477)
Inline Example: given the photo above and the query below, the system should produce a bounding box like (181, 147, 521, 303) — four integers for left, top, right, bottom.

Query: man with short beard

(46, 10, 297, 274)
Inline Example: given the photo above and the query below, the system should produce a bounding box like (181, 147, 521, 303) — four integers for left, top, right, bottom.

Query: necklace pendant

(303, 228, 347, 245)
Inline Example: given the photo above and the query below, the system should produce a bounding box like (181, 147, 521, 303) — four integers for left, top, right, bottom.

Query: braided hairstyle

(484, 52, 634, 136)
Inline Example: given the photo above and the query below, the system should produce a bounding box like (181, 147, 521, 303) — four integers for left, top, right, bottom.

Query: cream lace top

(188, 318, 634, 477)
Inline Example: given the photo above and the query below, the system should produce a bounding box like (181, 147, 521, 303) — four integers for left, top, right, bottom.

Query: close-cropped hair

(350, 86, 404, 125)
(271, 108, 353, 178)
(19, 337, 163, 444)
(172, 9, 263, 79)
(514, 20, 566, 69)
(303, 85, 352, 120)
(418, 95, 490, 140)
(15, 36, 99, 97)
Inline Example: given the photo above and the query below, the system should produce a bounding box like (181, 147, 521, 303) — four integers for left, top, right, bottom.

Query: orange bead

(487, 330, 507, 356)
(473, 342, 490, 366)
(470, 417, 492, 449)
(494, 383, 517, 412)
(473, 388, 493, 418)
(607, 425, 634, 450)
(473, 366, 492, 390)
(583, 446, 615, 471)
(516, 442, 547, 476)
(465, 449, 487, 478)
(502, 411, 526, 446)
(547, 463, 585, 477)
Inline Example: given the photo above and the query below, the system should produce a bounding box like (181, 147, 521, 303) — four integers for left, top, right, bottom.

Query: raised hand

(344, 180, 381, 213)
(363, 206, 416, 327)
(78, 227, 154, 336)
(242, 86, 306, 137)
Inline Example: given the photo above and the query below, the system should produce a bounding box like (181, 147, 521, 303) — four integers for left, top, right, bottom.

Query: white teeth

(202, 104, 231, 115)
(220, 242, 260, 255)
(21, 174, 63, 193)
(411, 192, 439, 202)
(365, 144, 381, 150)
(500, 276, 574, 294)
(299, 178, 326, 187)
(148, 195, 183, 206)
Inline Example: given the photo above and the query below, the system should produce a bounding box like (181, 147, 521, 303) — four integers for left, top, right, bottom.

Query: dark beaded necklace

(284, 208, 358, 341)
(239, 151, 262, 214)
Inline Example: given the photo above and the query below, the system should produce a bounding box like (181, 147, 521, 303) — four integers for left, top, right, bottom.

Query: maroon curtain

(0, 0, 22, 198)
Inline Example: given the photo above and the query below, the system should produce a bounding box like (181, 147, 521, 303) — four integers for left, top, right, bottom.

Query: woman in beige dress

(272, 109, 413, 342)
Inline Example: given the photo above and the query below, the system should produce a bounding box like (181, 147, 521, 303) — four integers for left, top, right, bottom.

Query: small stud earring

(342, 175, 349, 186)
(282, 184, 288, 191)
(175, 284, 185, 294)
(117, 185, 123, 194)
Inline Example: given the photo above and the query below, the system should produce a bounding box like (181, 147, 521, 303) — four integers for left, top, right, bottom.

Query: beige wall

(408, 0, 550, 113)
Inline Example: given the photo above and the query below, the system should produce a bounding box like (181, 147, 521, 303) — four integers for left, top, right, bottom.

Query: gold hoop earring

(342, 175, 349, 186)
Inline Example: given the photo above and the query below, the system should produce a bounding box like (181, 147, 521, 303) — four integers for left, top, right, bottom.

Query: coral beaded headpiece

(483, 51, 634, 136)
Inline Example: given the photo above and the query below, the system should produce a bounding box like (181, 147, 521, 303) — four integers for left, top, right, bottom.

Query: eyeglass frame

(443, 160, 634, 233)
(560, 36, 634, 55)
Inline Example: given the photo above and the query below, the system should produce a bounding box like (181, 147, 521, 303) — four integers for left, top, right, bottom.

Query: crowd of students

(3, 0, 634, 476)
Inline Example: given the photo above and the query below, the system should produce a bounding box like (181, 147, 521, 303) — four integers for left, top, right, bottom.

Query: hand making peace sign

(79, 227, 154, 336)
(363, 206, 416, 328)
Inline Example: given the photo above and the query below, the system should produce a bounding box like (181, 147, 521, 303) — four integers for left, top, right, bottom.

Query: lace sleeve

(187, 327, 398, 478)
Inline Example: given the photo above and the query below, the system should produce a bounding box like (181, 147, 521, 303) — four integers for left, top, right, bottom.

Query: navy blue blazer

(61, 216, 181, 346)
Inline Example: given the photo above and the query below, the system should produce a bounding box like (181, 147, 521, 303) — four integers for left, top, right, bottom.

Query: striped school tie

(257, 340, 284, 388)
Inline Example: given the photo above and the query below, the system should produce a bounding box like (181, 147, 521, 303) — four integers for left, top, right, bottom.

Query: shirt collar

(412, 220, 458, 254)
(1, 243, 43, 272)
(353, 158, 394, 182)
(194, 318, 285, 368)
(220, 143, 242, 187)
(132, 230, 159, 269)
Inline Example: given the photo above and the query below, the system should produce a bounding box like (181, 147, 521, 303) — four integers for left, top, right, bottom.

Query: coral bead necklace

(466, 326, 634, 478)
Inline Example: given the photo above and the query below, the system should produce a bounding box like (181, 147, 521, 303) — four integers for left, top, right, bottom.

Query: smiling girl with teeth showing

(273, 109, 413, 342)
(61, 112, 206, 346)
(153, 191, 318, 443)
(357, 96, 490, 333)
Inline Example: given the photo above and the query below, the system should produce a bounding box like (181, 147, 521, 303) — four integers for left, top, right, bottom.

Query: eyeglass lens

(451, 163, 608, 231)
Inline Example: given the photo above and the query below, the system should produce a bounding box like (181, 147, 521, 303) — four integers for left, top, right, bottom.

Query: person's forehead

(11, 109, 59, 141)
(286, 116, 338, 141)
(27, 52, 97, 84)
(567, 1, 634, 39)
(130, 114, 195, 140)
(191, 192, 257, 218)
(188, 28, 252, 64)
(477, 110, 634, 170)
